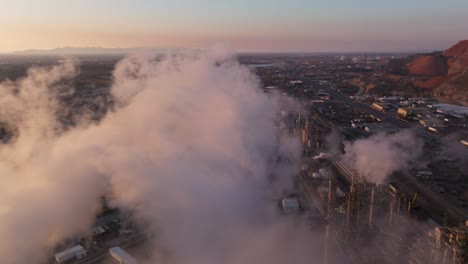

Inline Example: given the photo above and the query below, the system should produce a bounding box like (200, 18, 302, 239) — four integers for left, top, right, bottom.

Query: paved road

(350, 82, 364, 97)
(318, 84, 443, 144)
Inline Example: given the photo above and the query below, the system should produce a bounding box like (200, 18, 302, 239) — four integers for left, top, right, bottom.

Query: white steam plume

(0, 49, 321, 264)
(342, 130, 424, 183)
(0, 58, 106, 264)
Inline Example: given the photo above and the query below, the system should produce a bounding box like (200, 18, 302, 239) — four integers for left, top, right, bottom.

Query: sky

(1, 0, 468, 53)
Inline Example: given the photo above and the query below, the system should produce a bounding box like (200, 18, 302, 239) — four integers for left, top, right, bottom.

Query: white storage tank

(54, 245, 87, 263)
(109, 246, 138, 264)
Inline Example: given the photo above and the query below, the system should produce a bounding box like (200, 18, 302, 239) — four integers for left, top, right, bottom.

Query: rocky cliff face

(407, 40, 468, 106)
(433, 71, 468, 106)
(443, 40, 468, 74)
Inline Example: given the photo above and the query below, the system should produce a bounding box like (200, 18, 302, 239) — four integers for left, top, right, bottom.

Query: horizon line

(0, 46, 442, 55)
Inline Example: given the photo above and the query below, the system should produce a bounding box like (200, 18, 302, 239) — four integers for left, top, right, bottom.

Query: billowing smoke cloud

(0, 49, 321, 264)
(341, 130, 424, 183)
(0, 58, 107, 263)
(324, 128, 342, 157)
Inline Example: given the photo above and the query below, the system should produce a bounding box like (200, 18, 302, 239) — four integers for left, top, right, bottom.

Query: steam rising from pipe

(0, 49, 320, 264)
(342, 130, 424, 183)
(313, 152, 332, 160)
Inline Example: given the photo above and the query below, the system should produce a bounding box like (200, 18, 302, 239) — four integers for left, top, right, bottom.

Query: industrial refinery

(1, 40, 467, 264)
(278, 79, 468, 263)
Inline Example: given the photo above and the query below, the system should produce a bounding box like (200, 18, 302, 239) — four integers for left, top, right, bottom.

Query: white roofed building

(54, 245, 87, 263)
(109, 246, 138, 264)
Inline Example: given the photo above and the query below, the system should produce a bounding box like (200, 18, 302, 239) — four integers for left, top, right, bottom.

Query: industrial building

(419, 116, 445, 128)
(109, 246, 138, 264)
(371, 102, 392, 112)
(54, 245, 87, 264)
(281, 198, 301, 214)
(397, 107, 430, 118)
(377, 96, 402, 104)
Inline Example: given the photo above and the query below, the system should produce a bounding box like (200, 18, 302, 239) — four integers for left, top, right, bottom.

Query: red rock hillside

(443, 40, 468, 74)
(407, 40, 468, 106)
(407, 54, 448, 76)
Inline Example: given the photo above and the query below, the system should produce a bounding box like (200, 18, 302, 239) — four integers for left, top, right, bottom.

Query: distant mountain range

(407, 40, 468, 106)
(11, 47, 196, 55)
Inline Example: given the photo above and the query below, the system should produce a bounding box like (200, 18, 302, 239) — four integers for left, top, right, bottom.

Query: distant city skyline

(1, 0, 468, 53)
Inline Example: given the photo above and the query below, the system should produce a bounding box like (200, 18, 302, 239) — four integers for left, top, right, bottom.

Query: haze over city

(2, 0, 468, 53)
(1, 1, 468, 264)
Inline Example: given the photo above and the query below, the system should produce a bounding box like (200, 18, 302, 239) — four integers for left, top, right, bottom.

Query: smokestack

(324, 176, 335, 264)
(327, 177, 335, 220)
(407, 199, 412, 216)
(389, 192, 395, 225)
(369, 186, 375, 227)
(323, 224, 331, 264)
(297, 112, 302, 129)
(350, 170, 357, 193)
